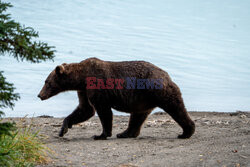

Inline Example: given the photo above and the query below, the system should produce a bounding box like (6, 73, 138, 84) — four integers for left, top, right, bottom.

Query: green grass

(0, 120, 50, 167)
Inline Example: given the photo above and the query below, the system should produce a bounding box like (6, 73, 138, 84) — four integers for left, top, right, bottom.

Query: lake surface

(1, 0, 250, 117)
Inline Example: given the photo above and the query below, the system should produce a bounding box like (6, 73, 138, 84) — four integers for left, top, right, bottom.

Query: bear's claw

(59, 127, 68, 137)
(178, 134, 189, 139)
(59, 124, 68, 137)
(92, 134, 107, 140)
(117, 130, 138, 138)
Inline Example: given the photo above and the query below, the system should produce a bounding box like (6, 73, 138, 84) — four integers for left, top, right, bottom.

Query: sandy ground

(5, 111, 250, 167)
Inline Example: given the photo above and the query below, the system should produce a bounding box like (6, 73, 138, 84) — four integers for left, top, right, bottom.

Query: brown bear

(38, 57, 195, 140)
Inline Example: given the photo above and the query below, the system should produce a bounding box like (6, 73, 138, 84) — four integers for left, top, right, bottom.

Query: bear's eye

(45, 81, 51, 87)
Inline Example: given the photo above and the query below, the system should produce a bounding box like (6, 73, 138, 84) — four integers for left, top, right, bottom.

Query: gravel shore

(5, 111, 250, 167)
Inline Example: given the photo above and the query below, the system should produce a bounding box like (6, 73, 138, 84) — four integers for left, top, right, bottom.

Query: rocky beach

(5, 111, 250, 167)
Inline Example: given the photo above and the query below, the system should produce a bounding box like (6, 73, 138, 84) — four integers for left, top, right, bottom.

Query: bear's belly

(111, 99, 156, 113)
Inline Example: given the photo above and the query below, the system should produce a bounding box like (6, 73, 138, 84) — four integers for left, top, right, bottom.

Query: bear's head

(38, 64, 68, 100)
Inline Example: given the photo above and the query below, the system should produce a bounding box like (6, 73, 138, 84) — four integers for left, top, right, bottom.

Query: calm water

(1, 0, 250, 117)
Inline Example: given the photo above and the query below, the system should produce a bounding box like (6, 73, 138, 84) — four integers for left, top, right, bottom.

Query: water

(1, 0, 250, 117)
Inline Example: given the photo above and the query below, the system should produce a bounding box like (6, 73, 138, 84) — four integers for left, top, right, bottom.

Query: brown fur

(38, 57, 195, 140)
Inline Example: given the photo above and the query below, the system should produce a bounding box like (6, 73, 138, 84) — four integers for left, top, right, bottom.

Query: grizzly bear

(38, 57, 195, 140)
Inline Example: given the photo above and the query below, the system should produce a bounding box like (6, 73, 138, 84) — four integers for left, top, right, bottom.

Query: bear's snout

(37, 93, 47, 100)
(37, 94, 42, 99)
(37, 94, 43, 100)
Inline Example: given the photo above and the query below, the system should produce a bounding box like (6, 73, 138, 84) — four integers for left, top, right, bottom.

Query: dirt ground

(6, 111, 250, 167)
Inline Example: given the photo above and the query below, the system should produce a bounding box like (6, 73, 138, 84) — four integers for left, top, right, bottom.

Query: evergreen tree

(0, 1, 55, 135)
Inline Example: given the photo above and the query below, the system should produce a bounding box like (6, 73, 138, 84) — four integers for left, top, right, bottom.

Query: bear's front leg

(93, 108, 113, 140)
(59, 118, 73, 137)
(59, 105, 95, 137)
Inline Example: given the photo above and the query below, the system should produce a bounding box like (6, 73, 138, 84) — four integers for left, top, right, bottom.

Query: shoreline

(4, 110, 250, 119)
(3, 111, 250, 167)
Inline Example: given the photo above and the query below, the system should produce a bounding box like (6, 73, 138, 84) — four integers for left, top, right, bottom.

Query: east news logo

(86, 77, 163, 89)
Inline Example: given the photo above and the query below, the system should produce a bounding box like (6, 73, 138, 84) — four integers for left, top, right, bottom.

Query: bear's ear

(55, 65, 65, 75)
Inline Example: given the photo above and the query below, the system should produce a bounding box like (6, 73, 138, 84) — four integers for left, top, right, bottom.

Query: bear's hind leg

(93, 107, 113, 140)
(160, 97, 195, 139)
(117, 110, 152, 138)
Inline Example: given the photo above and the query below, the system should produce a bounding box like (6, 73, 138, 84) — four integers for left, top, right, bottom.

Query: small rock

(51, 124, 61, 127)
(230, 112, 239, 116)
(216, 121, 222, 124)
(232, 149, 238, 153)
(235, 163, 240, 167)
(202, 121, 211, 125)
(239, 114, 246, 119)
(156, 119, 164, 123)
(37, 115, 54, 118)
